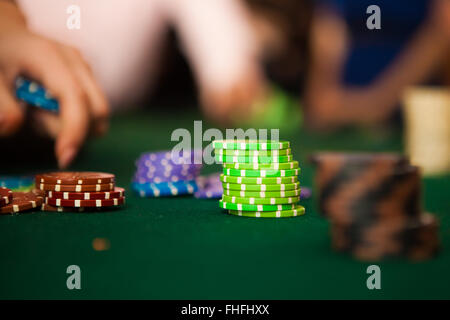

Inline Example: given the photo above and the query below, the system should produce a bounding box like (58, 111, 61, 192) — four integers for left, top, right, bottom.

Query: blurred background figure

(305, 0, 450, 130)
(242, 0, 312, 94)
(227, 0, 312, 131)
(17, 0, 266, 125)
(1, 0, 315, 168)
(1, 0, 273, 167)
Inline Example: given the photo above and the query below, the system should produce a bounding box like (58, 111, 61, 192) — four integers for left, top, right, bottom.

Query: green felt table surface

(0, 109, 449, 299)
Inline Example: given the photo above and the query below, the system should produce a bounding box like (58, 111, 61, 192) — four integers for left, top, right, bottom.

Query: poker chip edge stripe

(222, 195, 300, 205)
(213, 140, 290, 150)
(227, 205, 306, 218)
(220, 174, 298, 184)
(223, 189, 301, 198)
(223, 182, 300, 191)
(46, 187, 125, 200)
(45, 196, 125, 208)
(223, 168, 300, 177)
(219, 200, 295, 211)
(223, 161, 299, 170)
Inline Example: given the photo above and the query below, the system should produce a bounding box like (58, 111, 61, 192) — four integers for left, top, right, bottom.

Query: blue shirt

(318, 0, 429, 85)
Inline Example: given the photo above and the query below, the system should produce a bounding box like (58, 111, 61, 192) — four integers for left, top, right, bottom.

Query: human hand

(0, 2, 109, 168)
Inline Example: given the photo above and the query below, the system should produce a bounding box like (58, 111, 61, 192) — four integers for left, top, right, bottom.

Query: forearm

(310, 24, 450, 127)
(166, 0, 259, 90)
(371, 23, 450, 109)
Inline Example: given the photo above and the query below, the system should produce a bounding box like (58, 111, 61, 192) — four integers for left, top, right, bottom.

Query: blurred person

(242, 0, 312, 92)
(305, 0, 450, 130)
(0, 0, 266, 168)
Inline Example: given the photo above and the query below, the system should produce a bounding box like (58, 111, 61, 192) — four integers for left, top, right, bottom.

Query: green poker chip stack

(213, 139, 305, 218)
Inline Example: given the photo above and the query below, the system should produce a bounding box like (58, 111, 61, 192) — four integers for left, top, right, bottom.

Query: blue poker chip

(131, 180, 198, 197)
(15, 77, 59, 113)
(0, 176, 34, 190)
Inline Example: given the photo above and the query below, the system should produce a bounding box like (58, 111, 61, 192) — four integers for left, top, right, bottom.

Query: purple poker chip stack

(194, 173, 223, 199)
(300, 187, 312, 200)
(132, 150, 203, 196)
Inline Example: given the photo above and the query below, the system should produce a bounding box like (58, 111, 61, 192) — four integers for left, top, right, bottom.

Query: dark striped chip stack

(311, 153, 440, 261)
(36, 172, 125, 212)
(132, 150, 202, 197)
(213, 140, 305, 218)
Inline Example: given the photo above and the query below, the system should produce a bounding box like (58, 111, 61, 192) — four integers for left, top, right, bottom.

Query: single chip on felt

(92, 238, 111, 251)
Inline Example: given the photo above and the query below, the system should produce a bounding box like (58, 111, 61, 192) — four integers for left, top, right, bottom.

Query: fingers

(30, 109, 60, 139)
(59, 45, 110, 136)
(0, 73, 24, 136)
(21, 39, 90, 168)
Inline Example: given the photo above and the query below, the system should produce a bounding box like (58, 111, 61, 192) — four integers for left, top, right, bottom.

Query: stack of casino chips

(213, 140, 305, 218)
(132, 150, 202, 197)
(0, 187, 44, 215)
(312, 153, 440, 261)
(403, 87, 450, 175)
(36, 172, 125, 212)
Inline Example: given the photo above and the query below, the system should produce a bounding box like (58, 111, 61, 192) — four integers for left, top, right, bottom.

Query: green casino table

(0, 108, 449, 300)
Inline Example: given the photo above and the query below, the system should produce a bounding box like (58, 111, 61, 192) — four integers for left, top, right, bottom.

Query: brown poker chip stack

(0, 191, 44, 214)
(312, 152, 440, 261)
(0, 187, 13, 207)
(35, 172, 126, 212)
